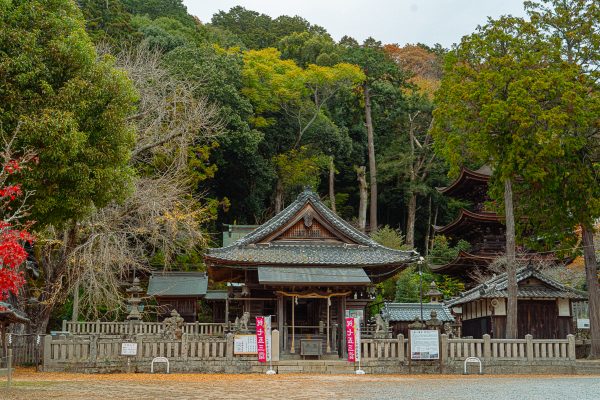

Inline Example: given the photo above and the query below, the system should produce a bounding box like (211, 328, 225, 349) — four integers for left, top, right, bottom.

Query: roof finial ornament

(302, 185, 314, 194)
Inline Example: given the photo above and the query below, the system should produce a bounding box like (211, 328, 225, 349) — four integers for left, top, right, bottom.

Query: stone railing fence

(360, 336, 405, 360)
(42, 331, 576, 372)
(360, 333, 576, 362)
(43, 333, 242, 371)
(62, 320, 226, 336)
(444, 334, 576, 361)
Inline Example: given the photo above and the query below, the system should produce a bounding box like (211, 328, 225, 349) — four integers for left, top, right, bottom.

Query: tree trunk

(406, 193, 417, 248)
(429, 204, 438, 254)
(274, 178, 284, 214)
(329, 156, 336, 213)
(364, 84, 377, 232)
(582, 225, 600, 358)
(71, 281, 80, 322)
(504, 177, 518, 339)
(406, 111, 417, 247)
(34, 223, 79, 333)
(357, 166, 368, 233)
(424, 195, 432, 255)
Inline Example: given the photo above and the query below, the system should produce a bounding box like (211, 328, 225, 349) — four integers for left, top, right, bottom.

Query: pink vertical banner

(346, 317, 356, 362)
(256, 316, 267, 362)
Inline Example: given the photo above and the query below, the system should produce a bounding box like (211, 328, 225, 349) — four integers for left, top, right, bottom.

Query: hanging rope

(275, 290, 351, 299)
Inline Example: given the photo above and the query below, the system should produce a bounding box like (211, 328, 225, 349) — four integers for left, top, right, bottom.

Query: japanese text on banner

(346, 317, 355, 362)
(256, 316, 267, 362)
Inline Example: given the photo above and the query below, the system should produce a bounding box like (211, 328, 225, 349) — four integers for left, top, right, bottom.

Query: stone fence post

(89, 335, 98, 364)
(567, 334, 576, 360)
(397, 334, 404, 361)
(483, 334, 491, 359)
(525, 334, 534, 361)
(62, 320, 67, 332)
(272, 330, 280, 362)
(181, 334, 188, 361)
(226, 333, 234, 360)
(440, 334, 448, 364)
(136, 335, 143, 361)
(43, 334, 52, 370)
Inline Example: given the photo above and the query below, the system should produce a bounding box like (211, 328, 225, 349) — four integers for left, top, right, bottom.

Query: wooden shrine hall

(204, 188, 419, 358)
(446, 265, 587, 339)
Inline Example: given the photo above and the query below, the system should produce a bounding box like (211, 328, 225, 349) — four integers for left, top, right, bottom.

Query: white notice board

(410, 330, 439, 360)
(121, 342, 138, 356)
(234, 334, 257, 355)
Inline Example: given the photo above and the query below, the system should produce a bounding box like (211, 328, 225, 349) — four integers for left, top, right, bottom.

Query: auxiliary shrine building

(204, 188, 418, 358)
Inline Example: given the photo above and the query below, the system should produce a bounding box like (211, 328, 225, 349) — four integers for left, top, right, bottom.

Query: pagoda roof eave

(434, 208, 501, 235)
(437, 166, 492, 196)
(430, 250, 495, 274)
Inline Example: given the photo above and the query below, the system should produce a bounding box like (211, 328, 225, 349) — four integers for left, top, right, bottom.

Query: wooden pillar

(290, 296, 296, 354)
(326, 297, 331, 353)
(225, 298, 229, 327)
(277, 294, 284, 352)
(340, 296, 347, 358)
(1, 323, 6, 359)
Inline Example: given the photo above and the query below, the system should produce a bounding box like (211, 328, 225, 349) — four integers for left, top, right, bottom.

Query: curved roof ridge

(222, 188, 411, 252)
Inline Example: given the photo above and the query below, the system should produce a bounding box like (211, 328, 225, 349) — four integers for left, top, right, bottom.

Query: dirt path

(1, 368, 599, 400)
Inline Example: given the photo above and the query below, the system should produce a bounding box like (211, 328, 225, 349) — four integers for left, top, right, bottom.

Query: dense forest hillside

(77, 0, 459, 250)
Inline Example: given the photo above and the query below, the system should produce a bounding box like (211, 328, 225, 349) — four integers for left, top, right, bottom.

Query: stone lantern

(426, 281, 443, 303)
(126, 277, 143, 321)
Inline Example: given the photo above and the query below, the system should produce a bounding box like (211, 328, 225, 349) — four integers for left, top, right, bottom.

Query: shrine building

(204, 188, 419, 358)
(446, 265, 587, 339)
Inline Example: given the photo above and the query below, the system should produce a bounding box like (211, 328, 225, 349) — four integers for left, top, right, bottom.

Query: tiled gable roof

(446, 265, 587, 306)
(233, 188, 379, 247)
(383, 302, 454, 322)
(147, 272, 208, 297)
(206, 189, 419, 267)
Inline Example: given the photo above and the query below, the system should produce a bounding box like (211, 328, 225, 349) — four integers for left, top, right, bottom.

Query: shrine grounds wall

(41, 358, 591, 375)
(39, 331, 596, 375)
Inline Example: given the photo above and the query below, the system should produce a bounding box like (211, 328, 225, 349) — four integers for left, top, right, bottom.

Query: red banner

(256, 316, 267, 362)
(346, 317, 356, 362)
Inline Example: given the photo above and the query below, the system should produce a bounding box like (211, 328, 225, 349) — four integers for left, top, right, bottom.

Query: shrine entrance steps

(275, 360, 357, 374)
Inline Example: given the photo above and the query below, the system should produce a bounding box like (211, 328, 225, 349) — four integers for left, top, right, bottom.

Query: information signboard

(121, 342, 138, 356)
(410, 330, 439, 360)
(234, 334, 258, 355)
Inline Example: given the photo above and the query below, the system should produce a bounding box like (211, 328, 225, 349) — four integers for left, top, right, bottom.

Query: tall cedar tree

(519, 0, 600, 357)
(431, 16, 594, 338)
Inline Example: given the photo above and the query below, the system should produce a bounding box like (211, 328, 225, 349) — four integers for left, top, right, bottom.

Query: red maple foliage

(0, 155, 35, 301)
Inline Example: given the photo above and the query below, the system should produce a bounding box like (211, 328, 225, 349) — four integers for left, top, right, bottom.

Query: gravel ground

(1, 369, 599, 400)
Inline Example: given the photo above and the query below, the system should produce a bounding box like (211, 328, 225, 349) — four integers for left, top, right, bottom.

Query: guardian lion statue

(234, 311, 250, 333)
(375, 313, 389, 337)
